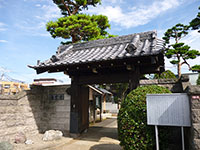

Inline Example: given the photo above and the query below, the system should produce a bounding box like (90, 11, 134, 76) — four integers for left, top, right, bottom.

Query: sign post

(155, 125, 159, 150)
(181, 126, 185, 150)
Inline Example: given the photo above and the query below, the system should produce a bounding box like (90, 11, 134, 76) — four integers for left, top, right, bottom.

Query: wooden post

(129, 67, 140, 90)
(100, 96, 102, 122)
(70, 77, 80, 134)
(103, 95, 106, 113)
(93, 94, 96, 124)
(70, 77, 89, 135)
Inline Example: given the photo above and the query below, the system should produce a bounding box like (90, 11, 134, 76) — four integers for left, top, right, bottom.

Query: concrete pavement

(47, 117, 122, 150)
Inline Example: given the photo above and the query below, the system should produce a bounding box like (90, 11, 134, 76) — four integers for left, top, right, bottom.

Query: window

(4, 84, 10, 89)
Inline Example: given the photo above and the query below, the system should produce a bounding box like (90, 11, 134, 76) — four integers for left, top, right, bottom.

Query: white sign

(146, 93, 191, 127)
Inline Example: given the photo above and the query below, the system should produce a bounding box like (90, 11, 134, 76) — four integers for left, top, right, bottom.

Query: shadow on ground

(89, 143, 122, 150)
(79, 126, 118, 142)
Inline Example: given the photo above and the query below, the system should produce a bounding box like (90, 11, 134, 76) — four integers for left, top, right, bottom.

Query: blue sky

(0, 0, 200, 84)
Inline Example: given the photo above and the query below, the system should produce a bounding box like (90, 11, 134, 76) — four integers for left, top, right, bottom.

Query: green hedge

(118, 85, 171, 150)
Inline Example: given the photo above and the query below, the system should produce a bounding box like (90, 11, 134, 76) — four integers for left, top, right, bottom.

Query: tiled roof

(29, 30, 165, 69)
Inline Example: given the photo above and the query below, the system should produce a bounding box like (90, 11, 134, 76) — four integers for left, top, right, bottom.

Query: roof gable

(29, 30, 165, 74)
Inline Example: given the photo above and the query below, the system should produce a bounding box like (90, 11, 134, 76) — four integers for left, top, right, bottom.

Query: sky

(0, 0, 200, 84)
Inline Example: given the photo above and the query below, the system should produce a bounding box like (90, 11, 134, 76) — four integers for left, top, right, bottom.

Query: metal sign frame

(146, 93, 191, 150)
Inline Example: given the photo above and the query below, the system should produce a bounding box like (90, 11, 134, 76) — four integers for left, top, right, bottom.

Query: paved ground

(48, 117, 122, 150)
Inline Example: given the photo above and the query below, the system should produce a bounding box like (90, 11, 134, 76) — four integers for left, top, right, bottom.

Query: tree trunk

(178, 62, 181, 78)
(72, 34, 76, 43)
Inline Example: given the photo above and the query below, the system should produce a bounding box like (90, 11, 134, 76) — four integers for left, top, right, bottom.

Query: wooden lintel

(77, 72, 130, 85)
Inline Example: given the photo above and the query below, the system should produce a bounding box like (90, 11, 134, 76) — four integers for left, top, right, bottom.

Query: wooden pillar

(70, 77, 80, 134)
(103, 95, 106, 113)
(70, 76, 89, 135)
(100, 96, 102, 122)
(93, 97, 96, 124)
(129, 67, 140, 91)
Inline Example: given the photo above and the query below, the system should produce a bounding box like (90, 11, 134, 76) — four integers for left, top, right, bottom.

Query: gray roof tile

(30, 30, 165, 69)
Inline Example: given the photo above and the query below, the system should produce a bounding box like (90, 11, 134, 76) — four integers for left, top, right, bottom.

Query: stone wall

(140, 75, 190, 93)
(186, 85, 200, 150)
(40, 85, 71, 135)
(0, 84, 71, 142)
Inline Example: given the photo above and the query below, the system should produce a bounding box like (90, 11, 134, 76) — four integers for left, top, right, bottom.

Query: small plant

(118, 85, 171, 150)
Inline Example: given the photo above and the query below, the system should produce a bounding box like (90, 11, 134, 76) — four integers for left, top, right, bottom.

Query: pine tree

(190, 6, 200, 33)
(47, 0, 113, 43)
(163, 24, 200, 77)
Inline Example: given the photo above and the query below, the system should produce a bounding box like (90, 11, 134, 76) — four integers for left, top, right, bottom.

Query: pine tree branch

(72, 5, 79, 15)
(66, 0, 79, 15)
(181, 58, 191, 70)
(61, 0, 71, 16)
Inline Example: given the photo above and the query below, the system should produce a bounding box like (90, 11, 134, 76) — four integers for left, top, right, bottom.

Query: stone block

(192, 109, 200, 123)
(0, 107, 6, 114)
(0, 114, 16, 121)
(51, 112, 70, 118)
(24, 112, 34, 118)
(57, 118, 70, 125)
(18, 106, 32, 113)
(187, 86, 200, 95)
(53, 100, 66, 106)
(194, 139, 200, 150)
(6, 118, 16, 127)
(191, 99, 200, 109)
(193, 124, 200, 139)
(64, 122, 70, 130)
(6, 106, 18, 113)
(30, 106, 42, 113)
(56, 105, 70, 112)
(0, 121, 6, 129)
(0, 100, 17, 106)
(64, 95, 71, 101)
(18, 96, 30, 106)
(0, 127, 18, 136)
(25, 118, 37, 125)
(16, 125, 38, 133)
(49, 123, 65, 130)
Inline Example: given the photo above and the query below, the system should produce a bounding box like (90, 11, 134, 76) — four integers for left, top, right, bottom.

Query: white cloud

(15, 3, 61, 37)
(35, 4, 61, 21)
(87, 0, 181, 28)
(0, 40, 8, 43)
(181, 30, 200, 49)
(0, 22, 7, 31)
(35, 4, 41, 7)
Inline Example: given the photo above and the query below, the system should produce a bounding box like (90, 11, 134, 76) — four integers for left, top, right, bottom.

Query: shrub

(154, 70, 176, 79)
(197, 73, 200, 85)
(118, 85, 171, 150)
